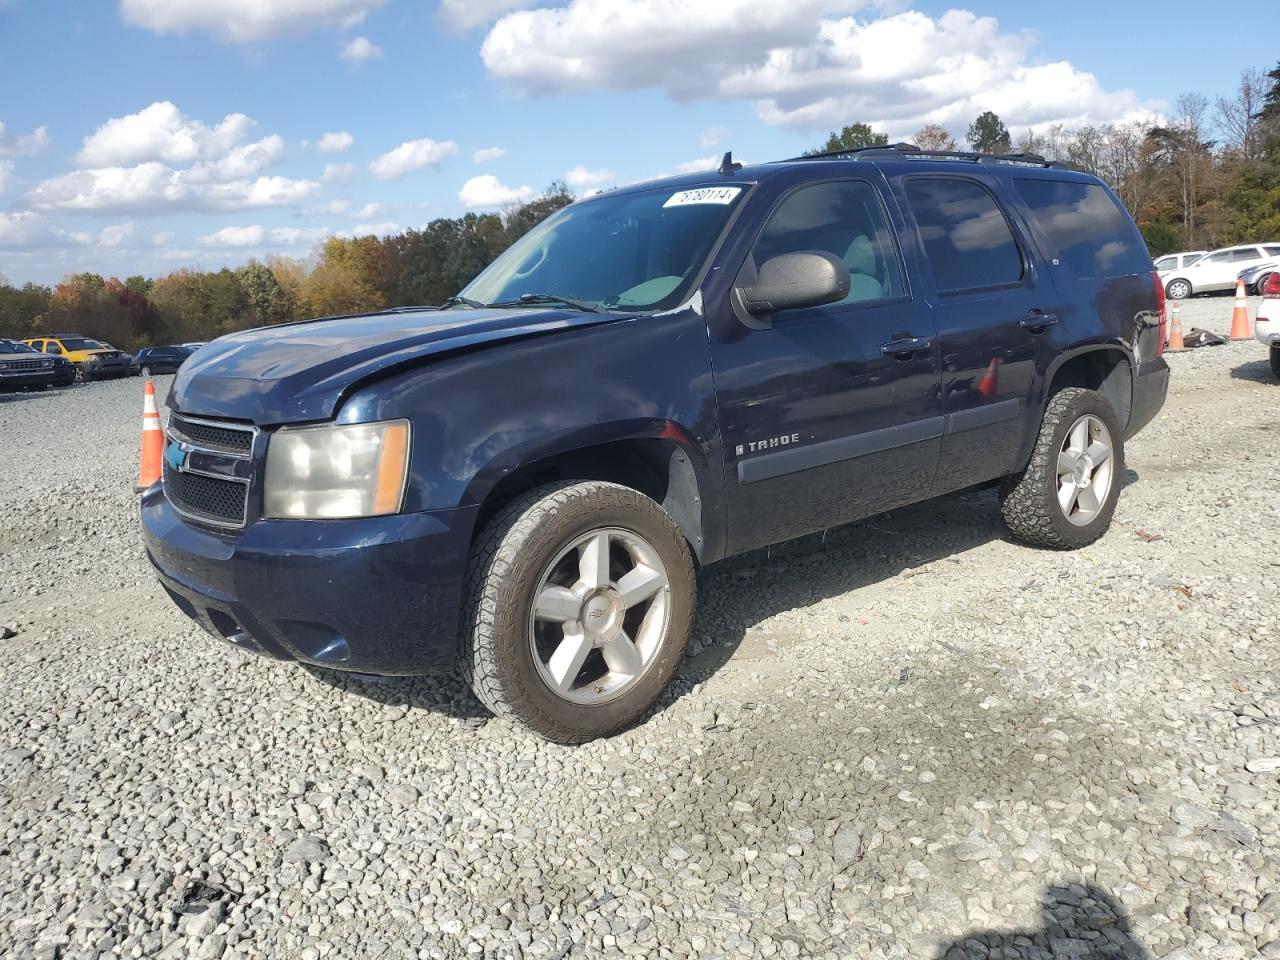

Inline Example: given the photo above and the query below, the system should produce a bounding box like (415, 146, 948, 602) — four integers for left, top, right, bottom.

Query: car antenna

(718, 151, 743, 176)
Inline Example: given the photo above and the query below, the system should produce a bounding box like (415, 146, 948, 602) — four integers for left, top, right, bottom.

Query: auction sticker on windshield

(663, 187, 742, 208)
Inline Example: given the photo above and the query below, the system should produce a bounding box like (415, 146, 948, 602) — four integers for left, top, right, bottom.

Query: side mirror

(737, 251, 851, 317)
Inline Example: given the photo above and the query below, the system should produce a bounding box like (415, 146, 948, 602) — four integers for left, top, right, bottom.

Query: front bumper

(1127, 356, 1170, 439)
(81, 360, 133, 379)
(141, 487, 477, 675)
(0, 370, 57, 389)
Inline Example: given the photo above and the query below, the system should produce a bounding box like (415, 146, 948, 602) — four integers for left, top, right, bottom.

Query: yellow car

(23, 334, 133, 381)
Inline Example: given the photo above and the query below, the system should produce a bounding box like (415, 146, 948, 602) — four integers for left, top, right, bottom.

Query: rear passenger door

(893, 175, 1063, 495)
(709, 176, 942, 554)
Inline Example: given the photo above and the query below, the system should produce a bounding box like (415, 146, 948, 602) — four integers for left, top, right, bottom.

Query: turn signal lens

(264, 419, 411, 519)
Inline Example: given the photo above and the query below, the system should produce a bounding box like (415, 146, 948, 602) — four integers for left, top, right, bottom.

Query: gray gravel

(1, 302, 1277, 960)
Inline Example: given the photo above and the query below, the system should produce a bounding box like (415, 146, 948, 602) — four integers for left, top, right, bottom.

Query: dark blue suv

(142, 145, 1169, 742)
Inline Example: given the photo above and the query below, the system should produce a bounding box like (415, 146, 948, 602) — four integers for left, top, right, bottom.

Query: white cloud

(152, 231, 175, 245)
(438, 0, 536, 31)
(99, 222, 136, 247)
(200, 224, 266, 247)
(699, 126, 729, 149)
(0, 211, 48, 247)
(321, 162, 355, 183)
(340, 36, 381, 62)
(472, 146, 507, 164)
(0, 121, 49, 157)
(674, 155, 720, 174)
(317, 130, 354, 153)
(480, 2, 1154, 135)
(77, 101, 255, 167)
(270, 226, 331, 246)
(120, 0, 386, 43)
(350, 221, 401, 237)
(0, 160, 11, 194)
(312, 198, 352, 214)
(350, 201, 385, 219)
(564, 165, 613, 189)
(458, 174, 532, 208)
(369, 137, 458, 180)
(28, 163, 319, 212)
(185, 135, 285, 183)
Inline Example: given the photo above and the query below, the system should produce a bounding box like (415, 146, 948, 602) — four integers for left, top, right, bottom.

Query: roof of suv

(595, 145, 1098, 204)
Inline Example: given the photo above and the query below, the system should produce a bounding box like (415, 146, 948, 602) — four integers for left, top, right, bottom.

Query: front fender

(337, 308, 728, 559)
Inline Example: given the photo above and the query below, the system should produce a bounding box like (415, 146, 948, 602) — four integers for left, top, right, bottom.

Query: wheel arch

(467, 423, 716, 564)
(1043, 346, 1134, 431)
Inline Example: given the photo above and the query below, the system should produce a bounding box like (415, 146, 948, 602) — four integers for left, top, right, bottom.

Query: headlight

(264, 420, 410, 519)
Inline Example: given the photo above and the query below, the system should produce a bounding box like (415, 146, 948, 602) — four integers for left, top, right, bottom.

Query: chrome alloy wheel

(1056, 414, 1115, 527)
(528, 527, 671, 705)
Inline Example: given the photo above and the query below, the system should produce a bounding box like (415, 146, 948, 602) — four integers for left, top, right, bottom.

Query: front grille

(5, 359, 50, 371)
(163, 463, 248, 527)
(169, 414, 254, 456)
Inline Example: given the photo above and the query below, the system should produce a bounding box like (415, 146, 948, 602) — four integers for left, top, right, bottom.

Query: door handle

(880, 336, 933, 359)
(1020, 311, 1059, 333)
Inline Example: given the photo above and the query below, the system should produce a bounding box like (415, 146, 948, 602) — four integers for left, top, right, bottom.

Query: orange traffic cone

(135, 379, 163, 493)
(1229, 279, 1252, 340)
(1167, 302, 1185, 351)
(977, 357, 1000, 398)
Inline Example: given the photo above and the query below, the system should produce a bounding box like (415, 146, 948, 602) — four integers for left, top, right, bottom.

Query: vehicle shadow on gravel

(302, 666, 491, 721)
(1230, 359, 1277, 385)
(672, 473, 1138, 696)
(936, 883, 1151, 959)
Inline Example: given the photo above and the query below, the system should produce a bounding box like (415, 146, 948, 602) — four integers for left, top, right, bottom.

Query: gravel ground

(1, 295, 1278, 960)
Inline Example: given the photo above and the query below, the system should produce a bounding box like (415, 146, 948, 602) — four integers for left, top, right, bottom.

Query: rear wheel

(461, 481, 695, 743)
(1253, 273, 1273, 296)
(1000, 388, 1124, 550)
(1166, 278, 1191, 300)
(1271, 345, 1280, 382)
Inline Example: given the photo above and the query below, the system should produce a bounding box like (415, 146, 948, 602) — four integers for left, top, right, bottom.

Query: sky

(0, 0, 1275, 285)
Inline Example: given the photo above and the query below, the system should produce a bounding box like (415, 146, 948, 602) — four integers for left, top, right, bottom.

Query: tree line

(2, 63, 1278, 350)
(0, 185, 574, 350)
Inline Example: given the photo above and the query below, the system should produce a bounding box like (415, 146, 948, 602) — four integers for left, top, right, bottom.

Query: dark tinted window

(753, 180, 904, 304)
(45, 342, 62, 354)
(1015, 179, 1153, 279)
(1265, 246, 1280, 257)
(1229, 247, 1261, 262)
(905, 178, 1022, 292)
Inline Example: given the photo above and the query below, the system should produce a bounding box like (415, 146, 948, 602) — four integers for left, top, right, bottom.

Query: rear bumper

(1256, 312, 1277, 346)
(1127, 356, 1169, 439)
(141, 487, 476, 675)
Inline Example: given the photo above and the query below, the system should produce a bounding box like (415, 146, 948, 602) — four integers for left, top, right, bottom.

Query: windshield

(461, 183, 747, 311)
(59, 338, 105, 351)
(0, 339, 37, 354)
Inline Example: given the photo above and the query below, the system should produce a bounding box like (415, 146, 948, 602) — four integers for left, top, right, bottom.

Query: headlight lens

(264, 420, 410, 519)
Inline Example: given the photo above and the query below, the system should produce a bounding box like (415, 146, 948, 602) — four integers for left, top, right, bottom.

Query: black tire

(1271, 345, 1280, 382)
(1254, 273, 1273, 296)
(1000, 387, 1125, 550)
(460, 480, 695, 743)
(74, 365, 88, 383)
(1166, 278, 1191, 300)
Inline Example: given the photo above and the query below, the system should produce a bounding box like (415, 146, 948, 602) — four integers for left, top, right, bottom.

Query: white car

(1164, 243, 1280, 299)
(1153, 250, 1206, 274)
(1257, 272, 1279, 381)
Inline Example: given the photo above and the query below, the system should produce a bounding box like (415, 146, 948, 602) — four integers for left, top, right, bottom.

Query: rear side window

(1229, 247, 1261, 262)
(1265, 246, 1280, 257)
(905, 178, 1023, 293)
(1015, 179, 1150, 278)
(753, 179, 904, 304)
(1154, 256, 1176, 270)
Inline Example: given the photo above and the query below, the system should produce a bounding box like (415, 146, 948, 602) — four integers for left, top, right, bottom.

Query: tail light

(1152, 271, 1168, 356)
(1264, 272, 1280, 299)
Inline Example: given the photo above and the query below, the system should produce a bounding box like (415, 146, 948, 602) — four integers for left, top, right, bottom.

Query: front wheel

(1166, 278, 1191, 300)
(461, 481, 695, 743)
(1000, 388, 1124, 550)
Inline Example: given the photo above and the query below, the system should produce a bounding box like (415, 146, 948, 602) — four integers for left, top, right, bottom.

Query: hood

(169, 306, 631, 424)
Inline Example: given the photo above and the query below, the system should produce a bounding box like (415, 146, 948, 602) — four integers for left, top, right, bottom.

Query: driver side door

(708, 176, 942, 555)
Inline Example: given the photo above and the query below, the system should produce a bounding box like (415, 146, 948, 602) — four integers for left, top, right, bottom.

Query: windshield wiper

(438, 295, 489, 310)
(490, 293, 600, 313)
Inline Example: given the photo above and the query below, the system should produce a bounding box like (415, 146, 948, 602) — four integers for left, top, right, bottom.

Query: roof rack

(785, 142, 1068, 168)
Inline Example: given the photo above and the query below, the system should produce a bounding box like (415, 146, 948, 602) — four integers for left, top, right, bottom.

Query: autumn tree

(912, 124, 957, 151)
(967, 111, 1011, 154)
